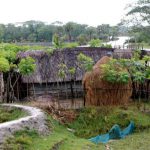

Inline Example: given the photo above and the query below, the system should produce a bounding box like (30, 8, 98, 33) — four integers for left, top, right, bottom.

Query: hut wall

(27, 81, 83, 100)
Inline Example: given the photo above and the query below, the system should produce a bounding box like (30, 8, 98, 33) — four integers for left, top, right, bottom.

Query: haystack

(83, 56, 132, 106)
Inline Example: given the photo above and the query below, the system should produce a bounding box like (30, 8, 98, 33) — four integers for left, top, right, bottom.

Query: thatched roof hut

(18, 47, 115, 84)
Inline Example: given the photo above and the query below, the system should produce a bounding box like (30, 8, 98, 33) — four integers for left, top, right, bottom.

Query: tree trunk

(0, 72, 4, 102)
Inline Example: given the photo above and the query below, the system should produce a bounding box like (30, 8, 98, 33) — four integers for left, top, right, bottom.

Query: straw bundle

(83, 56, 132, 106)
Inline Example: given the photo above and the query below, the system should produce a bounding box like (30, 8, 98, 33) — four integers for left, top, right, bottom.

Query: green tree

(77, 53, 94, 71)
(97, 24, 111, 41)
(0, 24, 5, 42)
(89, 39, 102, 47)
(18, 57, 36, 75)
(86, 27, 97, 41)
(0, 57, 10, 72)
(64, 22, 75, 42)
(127, 0, 150, 24)
(77, 34, 88, 45)
(52, 33, 62, 48)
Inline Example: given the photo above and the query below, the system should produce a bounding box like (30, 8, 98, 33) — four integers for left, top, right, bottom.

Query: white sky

(0, 0, 135, 26)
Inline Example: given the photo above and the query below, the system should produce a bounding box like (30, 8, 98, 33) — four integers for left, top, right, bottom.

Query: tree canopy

(0, 21, 124, 44)
(127, 0, 150, 24)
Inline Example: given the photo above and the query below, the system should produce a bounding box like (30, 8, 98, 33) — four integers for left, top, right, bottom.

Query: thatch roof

(18, 47, 115, 83)
(113, 49, 133, 59)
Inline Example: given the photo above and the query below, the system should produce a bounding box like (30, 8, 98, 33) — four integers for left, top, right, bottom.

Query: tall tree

(64, 22, 75, 42)
(0, 24, 5, 42)
(126, 0, 150, 44)
(97, 24, 110, 41)
(86, 27, 97, 40)
(127, 0, 150, 24)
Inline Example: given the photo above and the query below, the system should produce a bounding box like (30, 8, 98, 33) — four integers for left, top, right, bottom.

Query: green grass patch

(0, 106, 27, 123)
(142, 42, 150, 49)
(108, 129, 150, 150)
(67, 104, 150, 138)
(3, 116, 102, 150)
(3, 130, 38, 150)
(2, 103, 150, 150)
(61, 42, 79, 48)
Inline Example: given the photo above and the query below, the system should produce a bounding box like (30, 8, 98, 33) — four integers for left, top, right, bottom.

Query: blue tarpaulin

(89, 121, 135, 144)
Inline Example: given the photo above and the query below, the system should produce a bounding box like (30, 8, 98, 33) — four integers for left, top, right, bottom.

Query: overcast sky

(0, 0, 135, 26)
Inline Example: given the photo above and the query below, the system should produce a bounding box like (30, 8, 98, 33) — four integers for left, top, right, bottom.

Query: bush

(0, 57, 10, 72)
(89, 39, 102, 47)
(67, 105, 150, 138)
(18, 57, 36, 75)
(62, 42, 79, 48)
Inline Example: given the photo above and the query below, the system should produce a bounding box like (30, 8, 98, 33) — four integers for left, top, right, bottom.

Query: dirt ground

(28, 98, 84, 124)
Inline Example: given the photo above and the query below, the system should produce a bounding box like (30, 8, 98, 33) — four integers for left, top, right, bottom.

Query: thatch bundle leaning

(83, 56, 132, 106)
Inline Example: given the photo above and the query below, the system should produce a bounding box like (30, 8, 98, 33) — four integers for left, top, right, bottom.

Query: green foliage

(108, 129, 150, 150)
(52, 33, 62, 48)
(0, 106, 27, 123)
(133, 50, 141, 61)
(68, 104, 150, 138)
(3, 116, 101, 150)
(77, 34, 88, 45)
(101, 52, 150, 84)
(77, 53, 94, 71)
(45, 48, 54, 55)
(89, 39, 102, 47)
(3, 106, 150, 150)
(126, 0, 150, 44)
(68, 67, 76, 75)
(0, 43, 22, 53)
(101, 43, 112, 48)
(0, 20, 122, 43)
(0, 50, 16, 63)
(133, 71, 145, 83)
(3, 130, 38, 150)
(0, 57, 10, 72)
(18, 57, 36, 75)
(101, 59, 130, 84)
(127, 0, 150, 24)
(58, 63, 67, 79)
(143, 55, 150, 62)
(0, 44, 19, 63)
(62, 42, 79, 48)
(97, 24, 112, 41)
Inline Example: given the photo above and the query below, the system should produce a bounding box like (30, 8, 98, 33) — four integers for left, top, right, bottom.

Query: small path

(0, 104, 49, 145)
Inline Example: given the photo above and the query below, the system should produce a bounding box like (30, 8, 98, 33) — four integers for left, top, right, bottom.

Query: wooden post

(0, 72, 4, 102)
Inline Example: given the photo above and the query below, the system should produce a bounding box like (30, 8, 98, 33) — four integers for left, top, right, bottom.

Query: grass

(2, 103, 150, 150)
(108, 129, 150, 150)
(3, 116, 102, 150)
(0, 105, 27, 123)
(142, 42, 150, 49)
(67, 104, 150, 138)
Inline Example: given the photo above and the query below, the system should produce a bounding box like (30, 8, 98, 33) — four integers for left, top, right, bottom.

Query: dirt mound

(30, 100, 77, 124)
(83, 56, 132, 106)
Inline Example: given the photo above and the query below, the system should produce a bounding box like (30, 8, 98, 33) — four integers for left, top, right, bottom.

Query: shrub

(0, 57, 10, 72)
(89, 39, 102, 47)
(18, 57, 36, 75)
